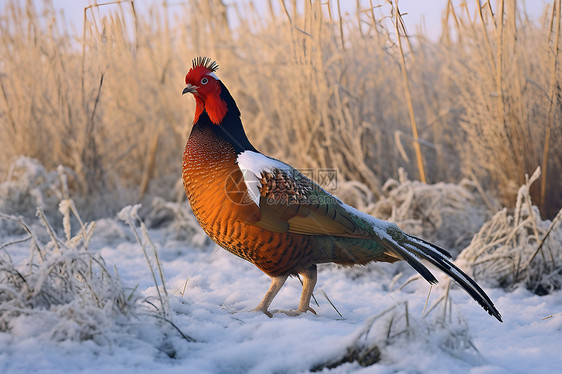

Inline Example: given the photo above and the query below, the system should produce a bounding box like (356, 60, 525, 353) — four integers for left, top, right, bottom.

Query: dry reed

(0, 0, 559, 219)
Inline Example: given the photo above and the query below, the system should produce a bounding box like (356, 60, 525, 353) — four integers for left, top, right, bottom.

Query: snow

(1, 210, 561, 373)
(0, 159, 561, 373)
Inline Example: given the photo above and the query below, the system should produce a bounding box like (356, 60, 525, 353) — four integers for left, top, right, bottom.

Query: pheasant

(181, 57, 502, 321)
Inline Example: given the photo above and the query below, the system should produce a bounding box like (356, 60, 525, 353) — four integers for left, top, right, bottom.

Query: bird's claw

(250, 307, 273, 318)
(272, 306, 316, 316)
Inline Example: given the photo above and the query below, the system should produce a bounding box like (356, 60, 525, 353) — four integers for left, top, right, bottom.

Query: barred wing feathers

(236, 150, 371, 238)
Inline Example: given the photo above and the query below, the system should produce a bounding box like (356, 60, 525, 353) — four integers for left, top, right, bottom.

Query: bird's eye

(201, 77, 208, 85)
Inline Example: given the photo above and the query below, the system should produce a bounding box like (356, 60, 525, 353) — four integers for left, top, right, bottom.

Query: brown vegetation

(0, 0, 560, 218)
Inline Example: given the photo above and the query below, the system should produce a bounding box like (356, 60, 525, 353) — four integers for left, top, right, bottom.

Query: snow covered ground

(1, 210, 561, 374)
(0, 160, 561, 373)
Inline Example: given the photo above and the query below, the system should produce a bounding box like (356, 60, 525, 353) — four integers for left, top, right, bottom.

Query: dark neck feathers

(191, 82, 258, 154)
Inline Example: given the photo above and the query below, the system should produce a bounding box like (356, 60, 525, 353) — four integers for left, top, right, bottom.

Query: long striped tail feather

(389, 234, 503, 322)
(381, 237, 438, 285)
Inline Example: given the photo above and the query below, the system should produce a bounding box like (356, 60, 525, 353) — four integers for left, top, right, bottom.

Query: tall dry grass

(439, 0, 562, 219)
(0, 0, 560, 218)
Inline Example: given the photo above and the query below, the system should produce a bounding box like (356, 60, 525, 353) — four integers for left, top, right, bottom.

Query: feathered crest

(192, 56, 219, 72)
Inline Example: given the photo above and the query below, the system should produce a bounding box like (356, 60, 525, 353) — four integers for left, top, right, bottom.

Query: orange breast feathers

(182, 137, 261, 232)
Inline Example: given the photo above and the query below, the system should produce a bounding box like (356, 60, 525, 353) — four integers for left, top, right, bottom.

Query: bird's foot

(272, 306, 317, 317)
(250, 307, 273, 318)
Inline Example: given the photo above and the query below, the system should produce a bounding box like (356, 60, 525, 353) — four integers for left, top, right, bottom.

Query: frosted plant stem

(36, 207, 60, 254)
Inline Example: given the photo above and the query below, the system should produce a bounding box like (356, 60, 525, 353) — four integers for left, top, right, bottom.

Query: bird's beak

(182, 84, 197, 95)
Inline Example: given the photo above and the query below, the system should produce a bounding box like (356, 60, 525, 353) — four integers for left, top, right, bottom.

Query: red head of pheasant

(181, 56, 502, 322)
(182, 57, 254, 153)
(183, 57, 226, 125)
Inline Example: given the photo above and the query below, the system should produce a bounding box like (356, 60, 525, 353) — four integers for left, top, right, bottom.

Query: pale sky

(0, 0, 549, 41)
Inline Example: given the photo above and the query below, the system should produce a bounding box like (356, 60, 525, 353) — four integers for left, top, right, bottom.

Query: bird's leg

(251, 274, 288, 317)
(295, 265, 317, 315)
(276, 265, 318, 316)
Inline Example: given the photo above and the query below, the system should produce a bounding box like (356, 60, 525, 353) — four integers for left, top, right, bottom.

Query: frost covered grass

(0, 164, 195, 352)
(0, 199, 131, 343)
(460, 167, 562, 295)
(118, 204, 170, 317)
